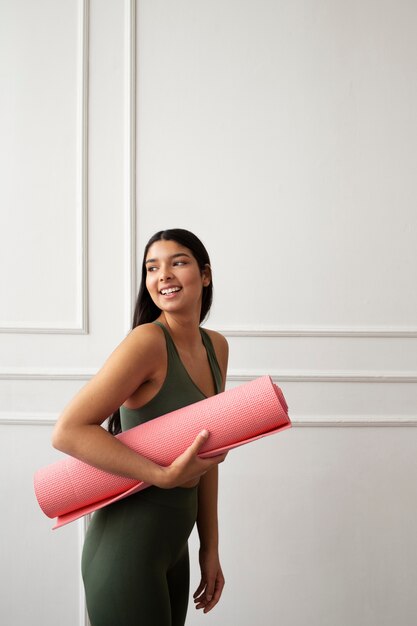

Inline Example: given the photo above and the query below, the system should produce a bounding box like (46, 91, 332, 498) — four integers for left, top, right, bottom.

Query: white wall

(1, 1, 416, 625)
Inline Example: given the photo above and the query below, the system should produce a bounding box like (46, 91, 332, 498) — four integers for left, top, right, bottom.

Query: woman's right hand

(156, 430, 227, 489)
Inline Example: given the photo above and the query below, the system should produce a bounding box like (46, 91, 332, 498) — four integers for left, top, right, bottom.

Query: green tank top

(119, 321, 223, 432)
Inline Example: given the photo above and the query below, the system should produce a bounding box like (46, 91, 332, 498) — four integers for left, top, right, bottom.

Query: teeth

(161, 287, 181, 295)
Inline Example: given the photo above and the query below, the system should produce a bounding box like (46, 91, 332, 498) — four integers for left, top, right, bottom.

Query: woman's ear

(202, 264, 212, 287)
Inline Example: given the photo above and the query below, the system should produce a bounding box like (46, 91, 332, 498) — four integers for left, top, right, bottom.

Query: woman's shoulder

(126, 322, 166, 353)
(129, 321, 163, 337)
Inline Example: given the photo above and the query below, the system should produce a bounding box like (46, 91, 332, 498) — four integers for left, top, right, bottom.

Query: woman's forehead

(146, 239, 193, 260)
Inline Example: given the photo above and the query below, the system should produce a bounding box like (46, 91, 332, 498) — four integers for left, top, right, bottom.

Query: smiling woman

(52, 229, 228, 626)
(130, 229, 214, 332)
(145, 241, 211, 320)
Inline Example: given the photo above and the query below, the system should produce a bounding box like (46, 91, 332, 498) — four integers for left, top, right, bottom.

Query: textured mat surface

(34, 376, 291, 528)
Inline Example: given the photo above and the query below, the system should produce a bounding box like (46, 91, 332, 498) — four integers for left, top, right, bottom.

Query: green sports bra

(119, 321, 223, 432)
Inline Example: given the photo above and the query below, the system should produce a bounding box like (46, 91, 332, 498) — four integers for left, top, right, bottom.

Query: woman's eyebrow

(145, 252, 191, 265)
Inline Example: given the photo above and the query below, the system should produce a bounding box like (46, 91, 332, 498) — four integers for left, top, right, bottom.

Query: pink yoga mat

(34, 376, 291, 529)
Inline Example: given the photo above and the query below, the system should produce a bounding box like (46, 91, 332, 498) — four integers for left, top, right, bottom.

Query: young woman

(52, 229, 229, 626)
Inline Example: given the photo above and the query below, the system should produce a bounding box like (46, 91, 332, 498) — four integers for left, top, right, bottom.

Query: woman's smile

(160, 286, 182, 296)
(160, 286, 182, 298)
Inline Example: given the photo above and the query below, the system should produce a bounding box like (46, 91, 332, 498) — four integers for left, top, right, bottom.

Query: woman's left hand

(193, 548, 225, 613)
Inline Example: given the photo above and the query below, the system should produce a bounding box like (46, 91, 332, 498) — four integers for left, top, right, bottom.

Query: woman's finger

(187, 429, 209, 456)
(201, 576, 225, 613)
(193, 578, 206, 599)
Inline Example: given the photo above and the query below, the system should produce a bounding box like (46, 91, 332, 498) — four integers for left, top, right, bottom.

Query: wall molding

(293, 416, 417, 427)
(2, 411, 416, 427)
(0, 368, 94, 381)
(1, 367, 417, 383)
(0, 0, 89, 335)
(0, 413, 57, 426)
(124, 0, 137, 335)
(227, 371, 417, 384)
(218, 326, 417, 338)
(78, 515, 91, 626)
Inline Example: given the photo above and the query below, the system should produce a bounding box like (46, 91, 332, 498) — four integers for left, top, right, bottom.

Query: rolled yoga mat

(34, 376, 291, 529)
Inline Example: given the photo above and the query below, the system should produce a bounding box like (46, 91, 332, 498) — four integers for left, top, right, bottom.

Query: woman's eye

(147, 266, 158, 272)
(174, 261, 186, 266)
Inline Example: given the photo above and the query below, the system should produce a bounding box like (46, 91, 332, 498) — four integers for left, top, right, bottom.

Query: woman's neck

(158, 313, 203, 350)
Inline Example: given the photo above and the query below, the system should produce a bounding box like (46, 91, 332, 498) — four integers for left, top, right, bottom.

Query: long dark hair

(108, 229, 213, 434)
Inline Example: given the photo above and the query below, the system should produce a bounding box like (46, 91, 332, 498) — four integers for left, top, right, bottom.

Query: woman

(52, 229, 229, 626)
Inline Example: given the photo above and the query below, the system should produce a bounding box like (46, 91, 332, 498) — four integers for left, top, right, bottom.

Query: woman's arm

(193, 332, 229, 613)
(52, 324, 226, 489)
(194, 466, 225, 613)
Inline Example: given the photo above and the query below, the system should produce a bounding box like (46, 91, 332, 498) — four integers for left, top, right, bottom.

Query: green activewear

(82, 321, 222, 626)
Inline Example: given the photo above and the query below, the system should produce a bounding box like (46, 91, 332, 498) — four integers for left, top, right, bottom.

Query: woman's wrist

(199, 541, 219, 553)
(149, 464, 170, 489)
(134, 457, 170, 489)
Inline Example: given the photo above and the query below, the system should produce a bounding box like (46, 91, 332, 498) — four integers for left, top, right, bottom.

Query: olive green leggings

(82, 486, 198, 626)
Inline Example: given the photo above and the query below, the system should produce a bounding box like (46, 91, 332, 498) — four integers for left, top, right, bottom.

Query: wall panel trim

(2, 412, 416, 427)
(0, 412, 57, 426)
(78, 516, 90, 626)
(0, 0, 89, 335)
(1, 368, 417, 383)
(227, 371, 417, 384)
(219, 326, 417, 338)
(293, 416, 417, 427)
(124, 0, 137, 335)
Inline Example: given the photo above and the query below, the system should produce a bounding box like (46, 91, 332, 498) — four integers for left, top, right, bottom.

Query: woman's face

(145, 239, 210, 317)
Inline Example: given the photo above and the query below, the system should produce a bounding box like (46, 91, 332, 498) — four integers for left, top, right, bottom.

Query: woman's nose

(159, 265, 173, 280)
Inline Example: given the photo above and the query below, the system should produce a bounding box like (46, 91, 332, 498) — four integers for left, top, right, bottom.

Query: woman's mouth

(160, 287, 182, 297)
